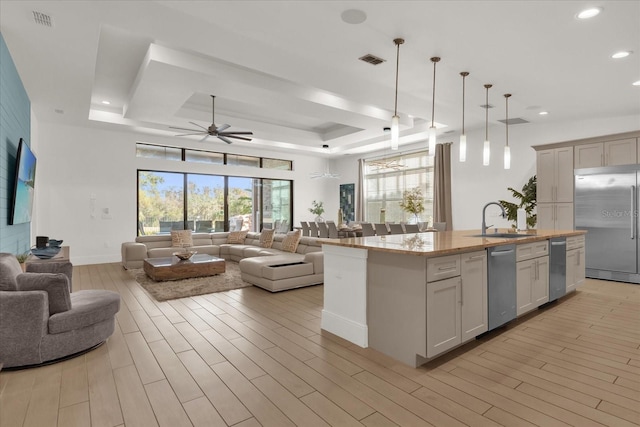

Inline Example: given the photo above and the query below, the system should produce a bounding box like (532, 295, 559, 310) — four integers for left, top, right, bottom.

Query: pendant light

(391, 38, 404, 150)
(459, 71, 469, 162)
(504, 93, 512, 170)
(428, 56, 441, 157)
(483, 84, 492, 166)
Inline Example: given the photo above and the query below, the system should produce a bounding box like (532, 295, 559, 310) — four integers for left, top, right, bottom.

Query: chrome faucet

(482, 202, 507, 235)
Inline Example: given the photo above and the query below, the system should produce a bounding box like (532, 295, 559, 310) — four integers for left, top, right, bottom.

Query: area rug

(129, 262, 252, 301)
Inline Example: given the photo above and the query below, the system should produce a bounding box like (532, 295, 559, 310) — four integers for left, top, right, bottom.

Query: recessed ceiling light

(539, 111, 549, 115)
(577, 7, 602, 19)
(54, 109, 64, 114)
(611, 51, 632, 59)
(101, 100, 111, 105)
(633, 80, 640, 86)
(341, 9, 367, 24)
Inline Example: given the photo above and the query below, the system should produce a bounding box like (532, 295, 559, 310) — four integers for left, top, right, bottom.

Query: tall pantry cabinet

(536, 147, 574, 230)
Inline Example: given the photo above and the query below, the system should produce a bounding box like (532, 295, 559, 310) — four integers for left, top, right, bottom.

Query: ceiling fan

(170, 95, 253, 144)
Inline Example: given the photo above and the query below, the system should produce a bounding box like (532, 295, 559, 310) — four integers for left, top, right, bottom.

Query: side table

(25, 246, 73, 291)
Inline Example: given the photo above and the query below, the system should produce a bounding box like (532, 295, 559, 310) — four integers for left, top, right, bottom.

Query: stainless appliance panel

(487, 244, 517, 331)
(575, 169, 637, 274)
(549, 237, 566, 301)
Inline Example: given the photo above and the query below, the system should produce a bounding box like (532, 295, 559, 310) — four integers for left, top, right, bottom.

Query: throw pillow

(171, 230, 193, 247)
(281, 229, 302, 253)
(227, 230, 248, 244)
(259, 229, 275, 248)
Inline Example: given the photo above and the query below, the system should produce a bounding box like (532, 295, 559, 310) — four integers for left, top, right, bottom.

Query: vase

(315, 215, 324, 223)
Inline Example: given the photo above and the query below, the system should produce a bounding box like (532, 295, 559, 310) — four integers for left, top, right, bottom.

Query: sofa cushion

(17, 273, 71, 315)
(281, 230, 302, 253)
(49, 290, 120, 334)
(171, 230, 193, 247)
(147, 247, 180, 258)
(0, 253, 22, 291)
(259, 229, 275, 248)
(227, 231, 248, 244)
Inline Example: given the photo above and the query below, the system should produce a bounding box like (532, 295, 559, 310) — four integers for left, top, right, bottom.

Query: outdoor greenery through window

(137, 170, 292, 235)
(364, 150, 434, 224)
(136, 143, 292, 170)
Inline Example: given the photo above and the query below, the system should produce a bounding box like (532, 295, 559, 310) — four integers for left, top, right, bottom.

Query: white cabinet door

(516, 259, 535, 316)
(566, 246, 586, 293)
(537, 203, 555, 230)
(556, 147, 574, 202)
(575, 143, 604, 169)
(537, 149, 556, 203)
(555, 203, 574, 230)
(427, 277, 461, 358)
(460, 251, 488, 342)
(533, 257, 550, 307)
(605, 138, 637, 166)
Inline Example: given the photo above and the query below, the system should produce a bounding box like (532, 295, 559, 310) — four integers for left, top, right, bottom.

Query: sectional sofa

(121, 231, 324, 292)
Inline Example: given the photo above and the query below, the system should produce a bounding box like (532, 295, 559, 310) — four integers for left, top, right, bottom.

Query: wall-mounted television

(10, 138, 37, 225)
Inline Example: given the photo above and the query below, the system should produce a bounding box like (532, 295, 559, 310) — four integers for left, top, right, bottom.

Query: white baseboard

(321, 309, 368, 348)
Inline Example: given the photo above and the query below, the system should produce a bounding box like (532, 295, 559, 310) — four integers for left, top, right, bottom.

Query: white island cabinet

(320, 230, 585, 368)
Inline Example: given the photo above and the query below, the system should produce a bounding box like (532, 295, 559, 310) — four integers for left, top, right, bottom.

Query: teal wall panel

(0, 32, 31, 254)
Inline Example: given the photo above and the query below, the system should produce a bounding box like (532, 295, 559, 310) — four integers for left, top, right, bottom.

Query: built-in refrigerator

(574, 165, 640, 284)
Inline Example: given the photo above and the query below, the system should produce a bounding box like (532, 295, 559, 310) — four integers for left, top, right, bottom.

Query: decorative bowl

(173, 250, 197, 260)
(31, 246, 61, 259)
(48, 239, 63, 247)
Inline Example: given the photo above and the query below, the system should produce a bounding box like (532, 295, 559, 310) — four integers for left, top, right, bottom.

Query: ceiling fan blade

(218, 135, 234, 144)
(199, 134, 209, 142)
(189, 121, 209, 131)
(216, 124, 230, 132)
(218, 134, 252, 141)
(219, 131, 253, 135)
(175, 132, 208, 137)
(170, 126, 203, 132)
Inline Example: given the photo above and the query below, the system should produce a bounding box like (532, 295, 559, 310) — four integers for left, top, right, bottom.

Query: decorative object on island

(390, 38, 404, 150)
(483, 84, 493, 166)
(428, 56, 441, 157)
(309, 200, 325, 222)
(399, 187, 425, 224)
(459, 71, 469, 162)
(499, 175, 537, 229)
(503, 93, 512, 170)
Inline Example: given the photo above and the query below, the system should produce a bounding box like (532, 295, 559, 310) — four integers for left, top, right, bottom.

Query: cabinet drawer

(566, 235, 585, 250)
(427, 254, 461, 283)
(516, 241, 549, 262)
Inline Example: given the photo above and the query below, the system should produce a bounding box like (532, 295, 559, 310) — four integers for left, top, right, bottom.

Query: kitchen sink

(469, 233, 531, 239)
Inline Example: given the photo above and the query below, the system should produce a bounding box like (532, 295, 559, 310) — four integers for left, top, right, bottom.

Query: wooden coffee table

(143, 254, 225, 281)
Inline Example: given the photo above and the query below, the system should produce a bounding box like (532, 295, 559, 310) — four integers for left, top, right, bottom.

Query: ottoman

(239, 254, 324, 292)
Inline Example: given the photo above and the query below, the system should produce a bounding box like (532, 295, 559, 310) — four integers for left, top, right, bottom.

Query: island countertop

(319, 229, 586, 257)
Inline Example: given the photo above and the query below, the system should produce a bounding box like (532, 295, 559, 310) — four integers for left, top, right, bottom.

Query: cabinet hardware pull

(551, 241, 566, 246)
(438, 266, 457, 271)
(491, 249, 514, 257)
(631, 186, 636, 240)
(467, 255, 485, 261)
(460, 278, 463, 305)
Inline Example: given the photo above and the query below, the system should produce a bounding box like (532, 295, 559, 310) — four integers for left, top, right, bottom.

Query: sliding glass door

(262, 179, 292, 231)
(138, 171, 185, 235)
(187, 174, 224, 233)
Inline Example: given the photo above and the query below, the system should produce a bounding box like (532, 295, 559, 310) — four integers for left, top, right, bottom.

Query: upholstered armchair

(0, 253, 120, 369)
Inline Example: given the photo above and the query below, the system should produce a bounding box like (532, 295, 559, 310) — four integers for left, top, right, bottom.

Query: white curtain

(433, 143, 452, 230)
(356, 159, 365, 221)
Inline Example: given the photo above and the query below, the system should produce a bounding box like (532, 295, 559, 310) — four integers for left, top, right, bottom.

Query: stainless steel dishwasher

(549, 237, 567, 302)
(488, 244, 517, 331)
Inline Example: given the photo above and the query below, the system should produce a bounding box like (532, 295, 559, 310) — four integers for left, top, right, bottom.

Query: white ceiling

(1, 1, 639, 157)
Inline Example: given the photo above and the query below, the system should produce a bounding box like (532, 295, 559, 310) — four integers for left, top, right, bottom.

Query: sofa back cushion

(136, 234, 173, 249)
(0, 253, 21, 291)
(296, 236, 323, 254)
(227, 230, 248, 244)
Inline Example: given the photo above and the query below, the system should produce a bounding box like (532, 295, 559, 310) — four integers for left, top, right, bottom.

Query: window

(227, 154, 260, 168)
(185, 149, 224, 165)
(263, 158, 293, 170)
(136, 144, 181, 161)
(137, 170, 293, 235)
(364, 150, 434, 223)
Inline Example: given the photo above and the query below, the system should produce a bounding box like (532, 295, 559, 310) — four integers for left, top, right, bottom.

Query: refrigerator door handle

(632, 186, 636, 240)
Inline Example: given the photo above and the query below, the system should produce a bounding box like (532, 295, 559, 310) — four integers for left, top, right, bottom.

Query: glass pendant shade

(428, 126, 436, 156)
(391, 115, 399, 150)
(483, 140, 490, 166)
(459, 134, 467, 162)
(503, 145, 511, 169)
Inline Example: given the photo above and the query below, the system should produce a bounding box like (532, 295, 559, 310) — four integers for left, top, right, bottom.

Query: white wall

(33, 122, 330, 265)
(334, 114, 640, 231)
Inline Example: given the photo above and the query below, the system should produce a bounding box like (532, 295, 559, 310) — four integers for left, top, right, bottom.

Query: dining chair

(327, 221, 348, 239)
(433, 222, 447, 231)
(404, 223, 420, 233)
(309, 222, 319, 237)
(360, 222, 375, 237)
(317, 222, 329, 238)
(374, 223, 390, 236)
(389, 223, 405, 234)
(300, 221, 310, 237)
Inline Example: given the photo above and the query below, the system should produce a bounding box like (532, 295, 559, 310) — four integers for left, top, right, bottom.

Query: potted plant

(309, 200, 325, 222)
(399, 187, 425, 224)
(15, 251, 29, 272)
(499, 175, 537, 229)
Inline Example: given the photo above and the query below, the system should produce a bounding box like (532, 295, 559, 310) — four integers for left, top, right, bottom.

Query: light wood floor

(1, 263, 639, 427)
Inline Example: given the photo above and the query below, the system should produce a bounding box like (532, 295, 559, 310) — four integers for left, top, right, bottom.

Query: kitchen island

(320, 229, 586, 367)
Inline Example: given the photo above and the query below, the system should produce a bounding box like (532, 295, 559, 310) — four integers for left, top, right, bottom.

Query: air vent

(498, 118, 530, 125)
(359, 54, 386, 65)
(32, 11, 53, 27)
